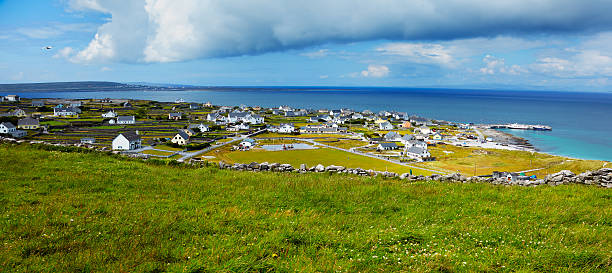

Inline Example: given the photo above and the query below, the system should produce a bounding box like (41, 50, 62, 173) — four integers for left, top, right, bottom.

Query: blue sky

(1, 0, 612, 92)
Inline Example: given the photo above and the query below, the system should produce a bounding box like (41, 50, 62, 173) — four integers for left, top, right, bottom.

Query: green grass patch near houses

(0, 144, 610, 272)
(153, 144, 184, 152)
(222, 148, 431, 175)
(141, 149, 175, 156)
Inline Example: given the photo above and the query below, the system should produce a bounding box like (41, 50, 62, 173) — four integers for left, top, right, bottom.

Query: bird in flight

(43, 46, 53, 50)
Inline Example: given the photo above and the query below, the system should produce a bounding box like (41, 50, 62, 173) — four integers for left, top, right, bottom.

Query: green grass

(141, 149, 175, 156)
(153, 144, 184, 152)
(223, 148, 431, 176)
(1, 144, 611, 272)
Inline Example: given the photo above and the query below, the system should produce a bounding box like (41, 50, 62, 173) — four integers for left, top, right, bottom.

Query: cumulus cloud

(361, 65, 390, 78)
(301, 49, 331, 58)
(53, 47, 75, 59)
(479, 55, 525, 75)
(66, 0, 612, 63)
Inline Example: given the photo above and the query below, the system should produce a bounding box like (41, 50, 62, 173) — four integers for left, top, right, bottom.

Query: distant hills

(0, 81, 169, 92)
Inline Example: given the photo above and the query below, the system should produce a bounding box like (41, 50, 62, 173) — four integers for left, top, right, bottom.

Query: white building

(0, 122, 17, 134)
(110, 116, 135, 125)
(3, 95, 20, 102)
(102, 110, 117, 118)
(404, 146, 431, 160)
(53, 107, 78, 117)
(112, 132, 142, 150)
(378, 121, 394, 130)
(171, 131, 190, 145)
(277, 123, 296, 133)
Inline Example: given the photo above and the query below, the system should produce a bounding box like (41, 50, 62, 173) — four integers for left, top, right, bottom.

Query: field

(209, 147, 431, 175)
(419, 144, 608, 177)
(0, 144, 610, 272)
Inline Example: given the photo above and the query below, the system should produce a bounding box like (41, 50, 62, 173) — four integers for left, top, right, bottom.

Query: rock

(300, 163, 307, 170)
(315, 164, 325, 172)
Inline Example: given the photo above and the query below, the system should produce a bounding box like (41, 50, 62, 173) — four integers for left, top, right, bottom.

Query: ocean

(3, 87, 611, 161)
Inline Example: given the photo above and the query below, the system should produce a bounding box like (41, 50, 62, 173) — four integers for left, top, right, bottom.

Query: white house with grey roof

(404, 146, 431, 160)
(377, 142, 399, 151)
(0, 122, 17, 134)
(102, 110, 117, 118)
(171, 131, 190, 145)
(112, 132, 142, 150)
(378, 121, 394, 130)
(110, 116, 135, 124)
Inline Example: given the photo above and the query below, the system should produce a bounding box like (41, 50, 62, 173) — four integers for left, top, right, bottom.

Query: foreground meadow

(0, 143, 610, 272)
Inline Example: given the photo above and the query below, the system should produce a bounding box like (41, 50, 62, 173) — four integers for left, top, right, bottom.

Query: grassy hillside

(0, 143, 610, 272)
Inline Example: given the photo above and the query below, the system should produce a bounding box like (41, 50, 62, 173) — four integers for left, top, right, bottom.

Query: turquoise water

(3, 87, 611, 161)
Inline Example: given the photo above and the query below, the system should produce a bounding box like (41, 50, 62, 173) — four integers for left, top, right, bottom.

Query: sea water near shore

(3, 87, 611, 161)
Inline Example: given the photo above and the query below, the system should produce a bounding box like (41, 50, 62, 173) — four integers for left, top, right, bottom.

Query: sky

(1, 0, 612, 92)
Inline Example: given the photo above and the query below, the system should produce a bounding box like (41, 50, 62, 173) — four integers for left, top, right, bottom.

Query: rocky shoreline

(483, 128, 537, 151)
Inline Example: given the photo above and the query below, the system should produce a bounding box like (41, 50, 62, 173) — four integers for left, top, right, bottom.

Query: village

(0, 94, 605, 180)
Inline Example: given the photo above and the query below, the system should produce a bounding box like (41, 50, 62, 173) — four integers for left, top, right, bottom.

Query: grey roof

(176, 131, 190, 139)
(401, 134, 415, 141)
(117, 116, 135, 122)
(406, 146, 427, 154)
(169, 112, 182, 117)
(18, 118, 39, 126)
(120, 132, 141, 142)
(228, 112, 249, 118)
(384, 131, 400, 139)
(378, 142, 398, 148)
(1, 122, 16, 129)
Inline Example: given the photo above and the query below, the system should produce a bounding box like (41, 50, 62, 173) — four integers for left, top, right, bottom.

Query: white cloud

(73, 33, 115, 62)
(301, 49, 330, 58)
(319, 75, 329, 79)
(479, 55, 525, 75)
(361, 65, 389, 78)
(65, 0, 612, 63)
(53, 47, 75, 59)
(377, 43, 454, 66)
(15, 23, 97, 39)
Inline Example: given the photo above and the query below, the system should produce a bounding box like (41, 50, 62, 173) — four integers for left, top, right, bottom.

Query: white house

(383, 131, 402, 142)
(377, 142, 399, 151)
(244, 114, 264, 124)
(239, 138, 256, 149)
(110, 116, 135, 125)
(53, 107, 78, 117)
(416, 126, 432, 135)
(171, 131, 190, 145)
(189, 123, 209, 132)
(405, 140, 427, 149)
(400, 134, 416, 144)
(80, 137, 96, 144)
(0, 122, 17, 134)
(432, 132, 443, 141)
(3, 95, 20, 102)
(277, 123, 296, 133)
(112, 132, 142, 150)
(102, 110, 117, 118)
(404, 146, 431, 160)
(378, 121, 394, 130)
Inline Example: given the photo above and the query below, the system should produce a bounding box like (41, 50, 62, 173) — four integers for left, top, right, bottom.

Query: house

(404, 146, 431, 160)
(111, 116, 135, 125)
(227, 123, 250, 131)
(405, 140, 427, 149)
(10, 108, 27, 117)
(0, 122, 17, 134)
(377, 142, 399, 151)
(171, 131, 190, 145)
(100, 98, 113, 103)
(102, 110, 117, 118)
(17, 118, 39, 130)
(67, 101, 82, 107)
(112, 132, 142, 150)
(182, 128, 196, 137)
(378, 121, 394, 130)
(329, 110, 342, 116)
(175, 98, 185, 103)
(244, 114, 264, 124)
(227, 112, 249, 123)
(204, 101, 213, 107)
(415, 126, 432, 135)
(277, 123, 296, 133)
(31, 100, 44, 107)
(207, 112, 221, 121)
(400, 134, 415, 144)
(123, 102, 132, 108)
(383, 131, 402, 142)
(299, 125, 348, 134)
(239, 138, 256, 149)
(432, 132, 443, 141)
(189, 123, 209, 132)
(53, 107, 79, 117)
(351, 113, 364, 120)
(401, 121, 412, 128)
(3, 95, 20, 102)
(168, 112, 182, 120)
(80, 137, 96, 144)
(410, 116, 429, 125)
(189, 103, 201, 110)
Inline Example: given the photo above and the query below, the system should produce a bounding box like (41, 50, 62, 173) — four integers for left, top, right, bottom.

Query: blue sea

(3, 87, 611, 161)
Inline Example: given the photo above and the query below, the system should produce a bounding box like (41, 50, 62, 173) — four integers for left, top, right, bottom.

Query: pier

(486, 123, 552, 131)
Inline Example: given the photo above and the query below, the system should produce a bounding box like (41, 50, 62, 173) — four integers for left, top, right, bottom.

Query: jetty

(487, 123, 552, 131)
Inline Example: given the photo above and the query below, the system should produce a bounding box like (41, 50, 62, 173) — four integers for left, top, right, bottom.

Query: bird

(43, 46, 53, 50)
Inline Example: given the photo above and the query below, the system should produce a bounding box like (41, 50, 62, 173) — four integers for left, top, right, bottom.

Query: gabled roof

(384, 131, 400, 138)
(176, 131, 190, 140)
(117, 116, 135, 122)
(401, 134, 415, 141)
(406, 146, 427, 154)
(378, 142, 398, 148)
(18, 118, 39, 126)
(1, 122, 16, 129)
(120, 131, 141, 142)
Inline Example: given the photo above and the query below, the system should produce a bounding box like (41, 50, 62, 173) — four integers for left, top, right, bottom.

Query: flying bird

(43, 46, 53, 50)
